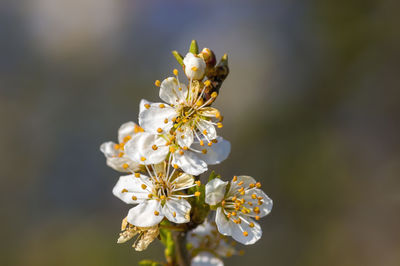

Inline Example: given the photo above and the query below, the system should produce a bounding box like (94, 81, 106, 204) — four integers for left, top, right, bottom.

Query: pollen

(238, 181, 244, 186)
(207, 142, 213, 146)
(183, 146, 188, 150)
(141, 184, 147, 190)
(249, 183, 255, 188)
(202, 149, 207, 154)
(221, 200, 226, 207)
(180, 135, 185, 139)
(154, 211, 159, 216)
(157, 128, 163, 133)
(191, 66, 198, 71)
(159, 103, 165, 108)
(240, 191, 245, 195)
(238, 187, 244, 193)
(122, 163, 129, 169)
(252, 194, 257, 199)
(172, 211, 176, 217)
(231, 211, 237, 216)
(134, 173, 141, 178)
(131, 196, 137, 200)
(173, 164, 179, 169)
(179, 150, 184, 155)
(123, 135, 132, 142)
(148, 194, 153, 198)
(118, 152, 124, 157)
(140, 157, 146, 161)
(169, 146, 176, 153)
(204, 80, 211, 86)
(144, 103, 151, 109)
(255, 215, 260, 221)
(195, 180, 201, 186)
(173, 69, 179, 75)
(196, 98, 204, 106)
(114, 144, 120, 150)
(203, 130, 208, 135)
(217, 122, 223, 128)
(178, 87, 182, 91)
(232, 196, 237, 201)
(155, 80, 161, 87)
(243, 231, 249, 237)
(232, 176, 238, 182)
(249, 222, 255, 228)
(160, 195, 166, 200)
(121, 189, 128, 193)
(212, 139, 218, 143)
(200, 140, 204, 146)
(194, 191, 201, 197)
(256, 182, 261, 188)
(211, 92, 218, 98)
(152, 144, 158, 150)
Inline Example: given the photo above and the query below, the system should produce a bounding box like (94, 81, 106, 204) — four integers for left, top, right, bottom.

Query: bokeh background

(1, 0, 399, 265)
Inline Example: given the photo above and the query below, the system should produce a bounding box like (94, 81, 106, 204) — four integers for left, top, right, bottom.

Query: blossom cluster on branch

(100, 40, 273, 266)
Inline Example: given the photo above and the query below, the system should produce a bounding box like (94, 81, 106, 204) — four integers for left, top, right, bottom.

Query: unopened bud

(183, 53, 206, 80)
(200, 47, 216, 67)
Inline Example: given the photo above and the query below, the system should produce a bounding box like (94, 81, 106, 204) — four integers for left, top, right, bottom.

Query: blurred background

(1, 0, 399, 265)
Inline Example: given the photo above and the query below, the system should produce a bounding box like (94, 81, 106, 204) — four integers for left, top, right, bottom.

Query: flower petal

(243, 188, 273, 218)
(183, 53, 206, 80)
(230, 215, 262, 245)
(127, 200, 164, 227)
(138, 100, 175, 134)
(172, 173, 194, 190)
(215, 207, 233, 236)
(198, 107, 220, 118)
(118, 121, 139, 143)
(163, 198, 191, 224)
(100, 141, 119, 158)
(196, 119, 217, 141)
(227, 175, 257, 196)
(191, 252, 223, 266)
(192, 137, 231, 165)
(205, 178, 228, 206)
(159, 77, 188, 105)
(172, 151, 207, 176)
(112, 174, 152, 204)
(106, 157, 141, 173)
(176, 124, 194, 148)
(124, 132, 169, 164)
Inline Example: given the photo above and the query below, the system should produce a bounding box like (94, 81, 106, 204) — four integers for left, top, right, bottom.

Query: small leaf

(172, 50, 184, 66)
(208, 170, 221, 182)
(139, 260, 161, 266)
(189, 40, 199, 54)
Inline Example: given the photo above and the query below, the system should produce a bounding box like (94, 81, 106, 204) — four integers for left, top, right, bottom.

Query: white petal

(230, 215, 262, 245)
(159, 77, 188, 105)
(172, 173, 194, 190)
(124, 132, 169, 164)
(197, 119, 217, 141)
(191, 252, 223, 266)
(118, 121, 140, 143)
(176, 124, 194, 148)
(172, 151, 207, 176)
(192, 137, 231, 165)
(243, 188, 273, 218)
(227, 175, 257, 196)
(106, 157, 141, 173)
(205, 178, 228, 206)
(127, 200, 164, 227)
(138, 100, 176, 134)
(215, 207, 233, 236)
(198, 107, 220, 118)
(163, 198, 191, 224)
(112, 174, 152, 204)
(100, 141, 119, 157)
(183, 53, 206, 80)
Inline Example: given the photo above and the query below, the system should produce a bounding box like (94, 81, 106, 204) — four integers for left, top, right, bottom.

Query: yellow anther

(194, 191, 201, 197)
(144, 103, 151, 109)
(160, 195, 166, 200)
(157, 128, 163, 133)
(227, 213, 232, 218)
(255, 215, 260, 221)
(154, 211, 159, 216)
(204, 80, 211, 86)
(178, 87, 182, 91)
(169, 135, 176, 141)
(240, 198, 245, 204)
(134, 173, 140, 178)
(249, 222, 255, 228)
(152, 144, 158, 150)
(203, 130, 208, 135)
(118, 152, 124, 157)
(232, 176, 237, 182)
(179, 150, 184, 155)
(173, 164, 179, 169)
(148, 194, 153, 198)
(171, 117, 176, 122)
(253, 207, 260, 214)
(196, 98, 204, 106)
(191, 66, 198, 71)
(141, 184, 147, 190)
(140, 157, 146, 161)
(172, 211, 176, 217)
(202, 149, 208, 154)
(114, 144, 120, 150)
(123, 135, 132, 143)
(195, 180, 201, 186)
(183, 146, 188, 150)
(256, 182, 261, 188)
(131, 196, 137, 200)
(159, 103, 165, 108)
(155, 80, 161, 87)
(248, 202, 253, 206)
(240, 191, 245, 195)
(207, 142, 213, 146)
(221, 200, 226, 207)
(121, 189, 128, 193)
(238, 181, 244, 186)
(249, 183, 255, 188)
(238, 187, 244, 193)
(173, 69, 179, 75)
(212, 139, 218, 143)
(122, 163, 129, 169)
(217, 122, 223, 128)
(181, 135, 185, 139)
(211, 92, 218, 98)
(251, 194, 257, 199)
(232, 196, 237, 201)
(243, 231, 249, 237)
(239, 250, 245, 256)
(169, 146, 176, 153)
(200, 140, 204, 146)
(231, 211, 237, 216)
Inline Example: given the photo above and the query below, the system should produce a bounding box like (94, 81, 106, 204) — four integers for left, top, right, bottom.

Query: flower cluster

(100, 40, 272, 265)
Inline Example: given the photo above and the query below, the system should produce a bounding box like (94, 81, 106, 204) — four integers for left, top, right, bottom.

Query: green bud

(189, 40, 199, 54)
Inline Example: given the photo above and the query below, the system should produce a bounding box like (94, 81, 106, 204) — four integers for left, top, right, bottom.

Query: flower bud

(183, 53, 206, 80)
(200, 47, 216, 68)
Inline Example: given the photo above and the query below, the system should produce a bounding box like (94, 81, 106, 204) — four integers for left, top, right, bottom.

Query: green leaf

(138, 260, 161, 266)
(189, 40, 199, 54)
(208, 171, 221, 182)
(172, 50, 184, 66)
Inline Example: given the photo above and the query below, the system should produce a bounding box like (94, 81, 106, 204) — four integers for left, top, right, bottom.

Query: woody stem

(172, 230, 190, 266)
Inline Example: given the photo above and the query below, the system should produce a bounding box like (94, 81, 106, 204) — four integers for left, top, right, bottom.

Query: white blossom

(124, 132, 230, 176)
(205, 176, 273, 245)
(113, 162, 199, 227)
(100, 121, 143, 172)
(183, 52, 206, 80)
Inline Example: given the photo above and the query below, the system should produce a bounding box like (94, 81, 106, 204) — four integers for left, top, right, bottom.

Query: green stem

(171, 230, 190, 266)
